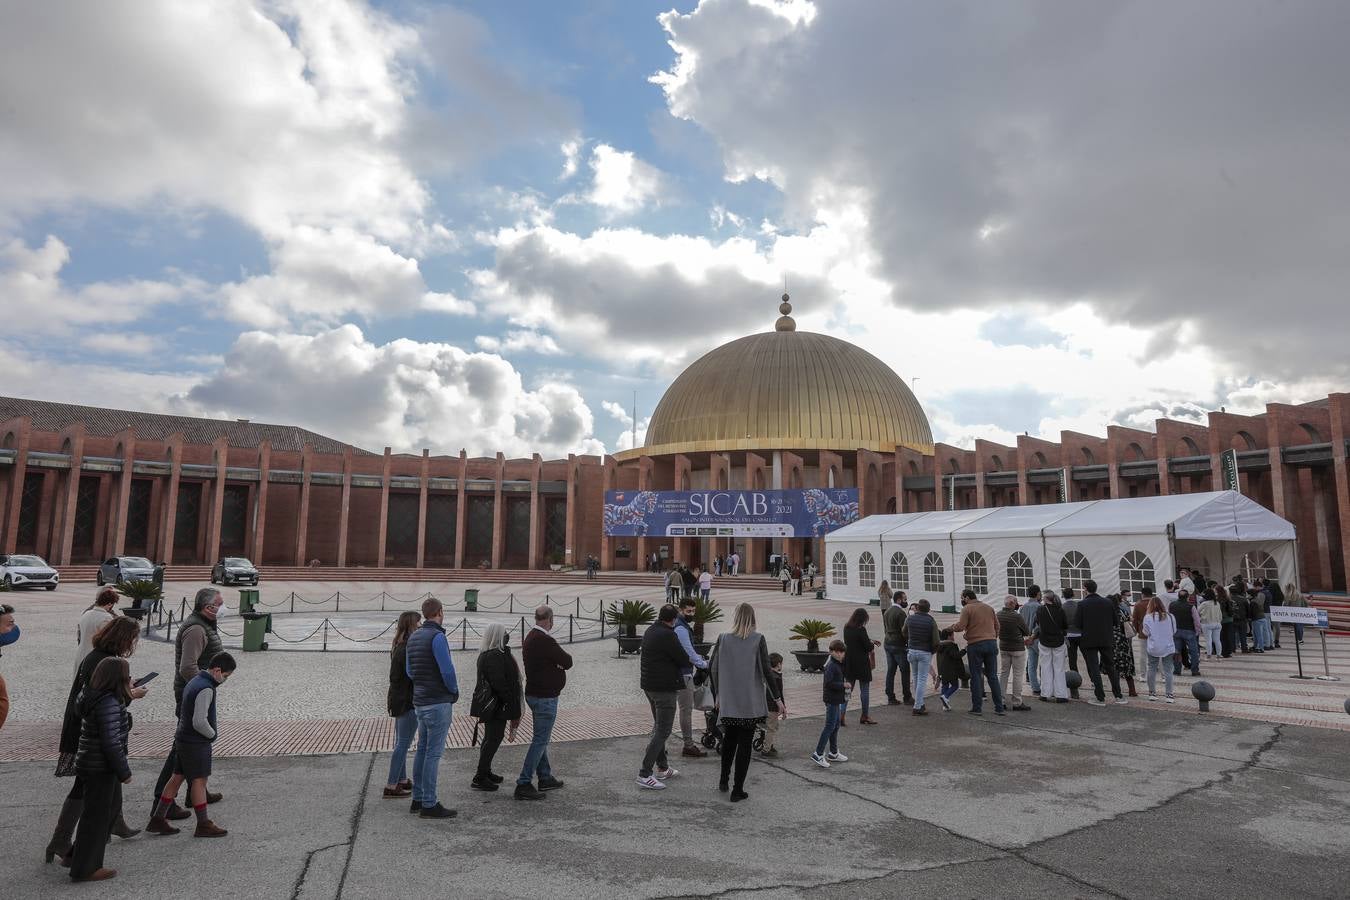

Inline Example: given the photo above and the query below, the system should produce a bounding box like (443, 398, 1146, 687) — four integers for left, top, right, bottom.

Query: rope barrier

(323, 619, 399, 643)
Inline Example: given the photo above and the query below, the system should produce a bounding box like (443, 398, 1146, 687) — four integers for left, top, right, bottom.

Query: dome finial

(775, 279, 796, 332)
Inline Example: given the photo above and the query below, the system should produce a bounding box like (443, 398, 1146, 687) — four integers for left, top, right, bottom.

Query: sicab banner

(603, 489, 860, 538)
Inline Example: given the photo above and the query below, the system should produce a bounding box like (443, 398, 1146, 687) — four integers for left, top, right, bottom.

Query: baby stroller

(701, 709, 769, 752)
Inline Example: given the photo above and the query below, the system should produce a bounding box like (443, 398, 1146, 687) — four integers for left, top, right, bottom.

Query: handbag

(469, 653, 501, 720)
(692, 681, 716, 712)
(1124, 621, 1138, 640)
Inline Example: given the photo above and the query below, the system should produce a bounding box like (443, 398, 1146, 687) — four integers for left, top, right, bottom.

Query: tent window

(1059, 551, 1092, 592)
(1118, 551, 1155, 597)
(889, 552, 908, 590)
(1007, 552, 1034, 597)
(923, 552, 945, 593)
(832, 551, 848, 586)
(1241, 551, 1278, 585)
(858, 552, 876, 588)
(963, 552, 988, 595)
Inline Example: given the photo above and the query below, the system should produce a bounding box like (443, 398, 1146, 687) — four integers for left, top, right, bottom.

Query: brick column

(251, 441, 271, 563)
(108, 428, 136, 557)
(158, 434, 184, 565)
(600, 457, 614, 571)
(55, 425, 86, 565)
(375, 447, 391, 567)
(1328, 394, 1350, 590)
(336, 447, 354, 567)
(1264, 409, 1294, 519)
(204, 437, 228, 565)
(294, 442, 314, 566)
(563, 454, 577, 568)
(0, 416, 30, 554)
(415, 449, 429, 569)
(635, 456, 652, 572)
(454, 451, 467, 569)
(527, 454, 541, 569)
(491, 452, 504, 569)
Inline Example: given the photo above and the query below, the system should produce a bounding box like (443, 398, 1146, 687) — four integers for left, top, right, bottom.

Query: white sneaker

(1114, 697, 1128, 705)
(654, 766, 679, 780)
(1147, 693, 1157, 702)
(636, 774, 666, 790)
(1087, 698, 1106, 706)
(1165, 695, 1175, 704)
(810, 752, 830, 768)
(826, 751, 848, 762)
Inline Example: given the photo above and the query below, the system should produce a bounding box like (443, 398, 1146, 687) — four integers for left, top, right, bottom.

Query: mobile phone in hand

(133, 672, 159, 688)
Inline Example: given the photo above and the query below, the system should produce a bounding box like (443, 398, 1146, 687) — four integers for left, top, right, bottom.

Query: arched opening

(907, 460, 919, 476)
(1127, 442, 1146, 461)
(1080, 447, 1095, 464)
(947, 459, 961, 474)
(716, 468, 728, 490)
(1033, 452, 1048, 467)
(885, 495, 897, 514)
(1231, 431, 1257, 451)
(1299, 423, 1323, 442)
(990, 455, 1003, 472)
(1178, 436, 1201, 456)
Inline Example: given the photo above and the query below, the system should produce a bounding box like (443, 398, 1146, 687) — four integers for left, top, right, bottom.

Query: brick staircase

(1309, 593, 1350, 634)
(54, 564, 784, 590)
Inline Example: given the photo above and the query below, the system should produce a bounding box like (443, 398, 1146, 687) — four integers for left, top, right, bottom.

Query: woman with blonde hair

(469, 623, 522, 793)
(877, 579, 893, 610)
(75, 588, 119, 676)
(1285, 583, 1309, 644)
(382, 610, 421, 798)
(709, 603, 784, 802)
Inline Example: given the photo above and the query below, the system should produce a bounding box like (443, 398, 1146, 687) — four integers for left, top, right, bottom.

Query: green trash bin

(242, 611, 270, 652)
(464, 588, 478, 612)
(941, 604, 957, 614)
(239, 588, 260, 615)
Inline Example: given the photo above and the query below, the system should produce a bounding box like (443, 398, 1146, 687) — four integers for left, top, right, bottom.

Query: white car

(0, 554, 60, 591)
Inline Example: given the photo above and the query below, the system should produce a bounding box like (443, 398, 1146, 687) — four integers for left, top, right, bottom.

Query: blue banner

(603, 489, 860, 538)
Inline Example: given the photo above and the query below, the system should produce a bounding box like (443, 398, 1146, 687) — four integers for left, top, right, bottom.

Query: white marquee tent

(824, 491, 1297, 607)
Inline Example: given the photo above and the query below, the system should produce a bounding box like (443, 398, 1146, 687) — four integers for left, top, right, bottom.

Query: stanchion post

(462, 617, 468, 649)
(322, 618, 329, 652)
(569, 613, 574, 644)
(510, 593, 513, 614)
(291, 592, 296, 614)
(520, 616, 525, 644)
(336, 592, 341, 613)
(1318, 629, 1340, 681)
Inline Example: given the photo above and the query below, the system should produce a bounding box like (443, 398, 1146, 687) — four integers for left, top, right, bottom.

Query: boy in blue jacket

(811, 640, 849, 768)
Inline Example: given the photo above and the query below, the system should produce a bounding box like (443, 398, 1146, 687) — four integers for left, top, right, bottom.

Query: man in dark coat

(1077, 580, 1126, 705)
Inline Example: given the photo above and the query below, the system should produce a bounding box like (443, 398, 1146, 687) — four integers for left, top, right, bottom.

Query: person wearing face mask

(517, 605, 572, 800)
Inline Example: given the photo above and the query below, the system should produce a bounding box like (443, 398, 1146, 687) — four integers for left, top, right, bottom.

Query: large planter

(791, 649, 830, 673)
(549, 564, 562, 571)
(616, 635, 643, 655)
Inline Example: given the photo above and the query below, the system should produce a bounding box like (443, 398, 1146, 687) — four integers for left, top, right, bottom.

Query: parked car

(97, 556, 156, 586)
(0, 554, 60, 590)
(211, 557, 259, 586)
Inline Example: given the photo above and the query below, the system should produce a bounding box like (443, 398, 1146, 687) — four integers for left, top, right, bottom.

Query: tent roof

(827, 492, 1294, 544)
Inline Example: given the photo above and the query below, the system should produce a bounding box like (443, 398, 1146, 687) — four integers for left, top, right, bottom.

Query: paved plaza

(3, 578, 1350, 898)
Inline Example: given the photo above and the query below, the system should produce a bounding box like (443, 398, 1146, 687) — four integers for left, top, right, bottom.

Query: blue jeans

(884, 644, 911, 701)
(1026, 641, 1041, 692)
(844, 679, 870, 718)
(518, 696, 558, 786)
(814, 702, 843, 756)
(386, 709, 417, 786)
(412, 703, 453, 806)
(1173, 629, 1201, 674)
(907, 649, 932, 709)
(966, 640, 1004, 712)
(1252, 618, 1273, 650)
(941, 680, 961, 701)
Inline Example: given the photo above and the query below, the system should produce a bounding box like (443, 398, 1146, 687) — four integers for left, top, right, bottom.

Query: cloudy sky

(3, 0, 1347, 457)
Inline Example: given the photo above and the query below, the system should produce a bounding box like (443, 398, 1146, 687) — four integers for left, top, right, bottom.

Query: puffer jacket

(75, 689, 132, 782)
(472, 646, 523, 722)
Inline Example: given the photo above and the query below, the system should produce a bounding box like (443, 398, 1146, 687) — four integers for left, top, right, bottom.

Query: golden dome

(626, 324, 932, 459)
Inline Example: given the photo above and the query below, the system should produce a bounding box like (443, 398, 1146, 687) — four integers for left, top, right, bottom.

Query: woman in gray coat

(710, 603, 784, 802)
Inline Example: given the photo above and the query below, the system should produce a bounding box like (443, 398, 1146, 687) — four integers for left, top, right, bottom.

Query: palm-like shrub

(605, 598, 657, 637)
(788, 618, 837, 653)
(115, 578, 163, 610)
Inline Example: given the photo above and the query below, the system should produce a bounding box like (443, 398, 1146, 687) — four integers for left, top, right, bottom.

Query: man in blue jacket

(407, 597, 459, 819)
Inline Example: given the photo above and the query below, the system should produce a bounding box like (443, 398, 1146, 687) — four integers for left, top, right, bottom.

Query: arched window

(923, 552, 945, 593)
(889, 551, 909, 590)
(1241, 551, 1278, 585)
(1118, 551, 1155, 597)
(963, 552, 988, 595)
(831, 551, 848, 586)
(1007, 552, 1034, 597)
(1059, 551, 1092, 592)
(858, 552, 876, 587)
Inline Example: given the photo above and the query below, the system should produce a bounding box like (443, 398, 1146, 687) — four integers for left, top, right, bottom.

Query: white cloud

(474, 330, 562, 355)
(560, 138, 582, 180)
(80, 333, 160, 356)
(1, 235, 189, 333)
(179, 324, 605, 457)
(602, 400, 650, 452)
(585, 144, 665, 214)
(0, 341, 193, 407)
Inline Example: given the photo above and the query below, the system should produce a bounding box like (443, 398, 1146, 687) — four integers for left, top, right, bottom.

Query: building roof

(624, 296, 932, 459)
(0, 395, 367, 455)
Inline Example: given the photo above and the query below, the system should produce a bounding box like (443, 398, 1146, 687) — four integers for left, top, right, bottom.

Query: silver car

(211, 557, 259, 586)
(0, 554, 60, 590)
(97, 556, 156, 586)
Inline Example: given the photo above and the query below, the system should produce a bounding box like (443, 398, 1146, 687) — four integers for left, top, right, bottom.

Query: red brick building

(2, 300, 1347, 589)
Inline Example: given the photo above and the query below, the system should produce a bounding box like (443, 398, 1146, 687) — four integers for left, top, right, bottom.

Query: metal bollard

(1192, 680, 1215, 712)
(520, 616, 526, 644)
(166, 611, 175, 641)
(322, 619, 329, 651)
(509, 593, 513, 614)
(569, 613, 574, 644)
(461, 617, 468, 649)
(291, 591, 296, 614)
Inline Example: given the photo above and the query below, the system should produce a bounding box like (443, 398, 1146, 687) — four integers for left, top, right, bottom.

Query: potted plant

(605, 599, 656, 654)
(690, 596, 723, 656)
(547, 551, 564, 572)
(116, 578, 163, 620)
(788, 618, 836, 672)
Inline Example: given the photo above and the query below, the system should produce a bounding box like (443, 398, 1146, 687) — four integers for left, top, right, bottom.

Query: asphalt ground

(3, 692, 1348, 900)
